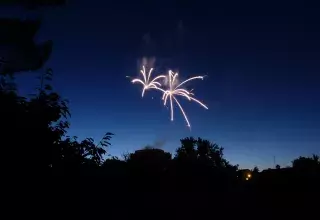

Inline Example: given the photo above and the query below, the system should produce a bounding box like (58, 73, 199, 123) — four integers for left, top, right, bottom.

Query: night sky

(2, 0, 320, 169)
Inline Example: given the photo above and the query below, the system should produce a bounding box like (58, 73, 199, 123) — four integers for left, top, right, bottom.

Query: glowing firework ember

(162, 70, 208, 127)
(131, 66, 166, 97)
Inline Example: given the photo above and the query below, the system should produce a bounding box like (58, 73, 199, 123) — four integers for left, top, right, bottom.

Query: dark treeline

(1, 5, 319, 218)
(1, 71, 319, 217)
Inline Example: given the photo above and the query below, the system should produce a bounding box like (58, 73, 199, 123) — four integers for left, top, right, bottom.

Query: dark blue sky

(2, 0, 320, 169)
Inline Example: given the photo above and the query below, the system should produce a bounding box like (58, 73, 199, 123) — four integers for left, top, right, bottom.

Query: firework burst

(131, 66, 166, 97)
(130, 66, 208, 128)
(162, 70, 208, 128)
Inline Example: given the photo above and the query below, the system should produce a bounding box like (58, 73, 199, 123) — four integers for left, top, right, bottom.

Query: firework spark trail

(130, 66, 208, 128)
(162, 70, 208, 128)
(131, 65, 166, 97)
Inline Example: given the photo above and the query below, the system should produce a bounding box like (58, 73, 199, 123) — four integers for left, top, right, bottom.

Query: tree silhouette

(0, 19, 53, 75)
(54, 132, 114, 171)
(0, 5, 117, 176)
(175, 137, 238, 170)
(252, 166, 260, 173)
(0, 0, 66, 74)
(175, 137, 197, 161)
(173, 137, 239, 189)
(126, 147, 172, 173)
(276, 164, 281, 169)
(292, 154, 319, 171)
(101, 156, 128, 177)
(1, 68, 114, 174)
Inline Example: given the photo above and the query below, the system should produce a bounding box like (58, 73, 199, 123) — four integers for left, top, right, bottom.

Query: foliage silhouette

(171, 137, 240, 189)
(292, 154, 319, 173)
(0, 19, 53, 75)
(175, 137, 238, 171)
(252, 166, 259, 173)
(126, 147, 172, 182)
(0, 68, 113, 174)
